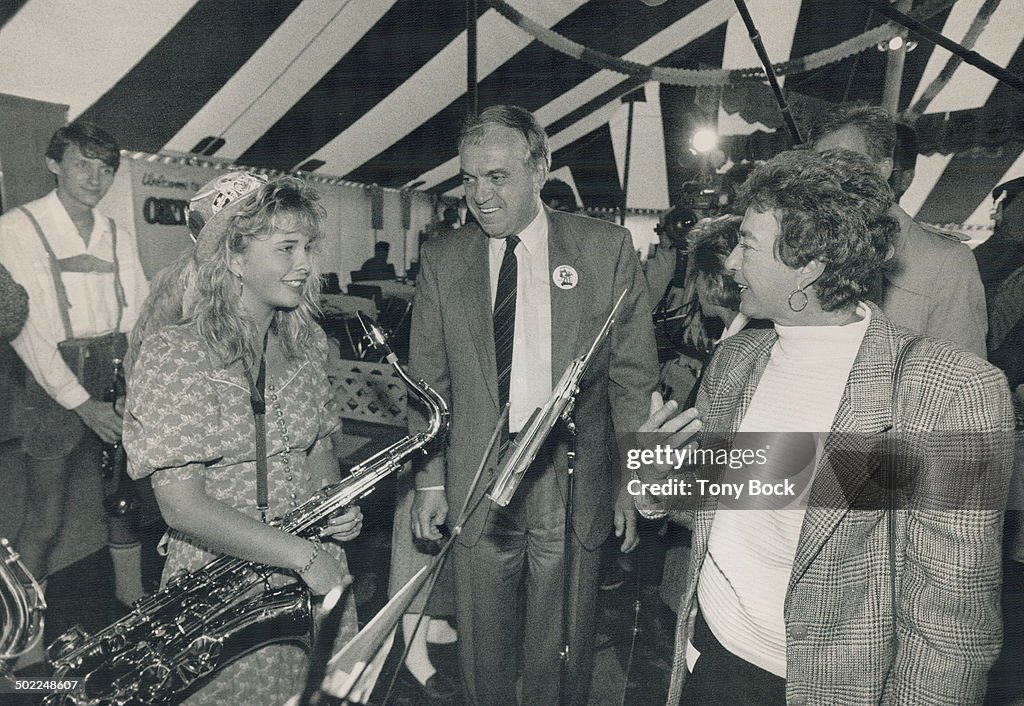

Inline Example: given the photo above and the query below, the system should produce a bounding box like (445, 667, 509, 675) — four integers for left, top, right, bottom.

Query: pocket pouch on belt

(58, 332, 127, 399)
(20, 332, 127, 459)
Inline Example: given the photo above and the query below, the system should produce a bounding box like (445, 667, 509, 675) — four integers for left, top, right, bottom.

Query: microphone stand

(732, 0, 803, 145)
(485, 290, 628, 705)
(558, 412, 577, 706)
(299, 408, 509, 706)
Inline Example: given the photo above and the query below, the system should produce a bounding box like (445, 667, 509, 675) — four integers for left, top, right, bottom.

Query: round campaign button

(552, 265, 579, 289)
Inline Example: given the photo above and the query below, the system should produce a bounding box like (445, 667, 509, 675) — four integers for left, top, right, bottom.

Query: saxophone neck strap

(244, 330, 271, 522)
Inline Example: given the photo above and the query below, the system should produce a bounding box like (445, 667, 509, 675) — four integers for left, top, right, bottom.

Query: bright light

(878, 35, 917, 52)
(691, 128, 718, 154)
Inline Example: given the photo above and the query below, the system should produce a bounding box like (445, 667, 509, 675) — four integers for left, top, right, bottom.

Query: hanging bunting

(483, 0, 958, 87)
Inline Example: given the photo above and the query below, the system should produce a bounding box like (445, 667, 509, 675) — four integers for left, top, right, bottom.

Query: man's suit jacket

(661, 304, 1013, 704)
(408, 207, 658, 549)
(883, 205, 987, 358)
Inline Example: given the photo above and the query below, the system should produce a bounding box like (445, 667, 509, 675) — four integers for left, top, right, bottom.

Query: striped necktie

(494, 235, 520, 429)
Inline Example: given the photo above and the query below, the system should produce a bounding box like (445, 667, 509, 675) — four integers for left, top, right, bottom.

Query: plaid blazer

(664, 304, 1014, 705)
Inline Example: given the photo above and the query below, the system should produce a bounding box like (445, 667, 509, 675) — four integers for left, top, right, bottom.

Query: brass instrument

(0, 537, 46, 676)
(44, 316, 448, 705)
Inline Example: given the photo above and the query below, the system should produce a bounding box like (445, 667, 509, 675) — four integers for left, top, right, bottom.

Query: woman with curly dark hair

(637, 149, 1014, 704)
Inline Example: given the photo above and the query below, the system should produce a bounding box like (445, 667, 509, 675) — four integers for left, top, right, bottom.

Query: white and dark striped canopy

(2, 0, 1021, 233)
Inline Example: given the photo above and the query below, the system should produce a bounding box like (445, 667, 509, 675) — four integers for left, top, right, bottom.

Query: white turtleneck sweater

(695, 303, 871, 678)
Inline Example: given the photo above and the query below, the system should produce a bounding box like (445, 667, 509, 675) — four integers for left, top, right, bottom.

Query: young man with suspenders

(0, 121, 149, 646)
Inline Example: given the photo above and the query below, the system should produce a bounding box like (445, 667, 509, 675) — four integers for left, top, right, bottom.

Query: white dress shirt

(0, 190, 149, 409)
(487, 203, 553, 432)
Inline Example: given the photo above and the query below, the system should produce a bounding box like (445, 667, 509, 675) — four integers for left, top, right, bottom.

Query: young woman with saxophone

(123, 173, 361, 705)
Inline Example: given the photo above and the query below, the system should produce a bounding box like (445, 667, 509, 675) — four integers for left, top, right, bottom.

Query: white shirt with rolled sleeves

(0, 190, 149, 409)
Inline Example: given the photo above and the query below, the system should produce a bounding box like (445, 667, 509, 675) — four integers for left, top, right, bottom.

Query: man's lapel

(453, 229, 500, 408)
(548, 209, 583, 382)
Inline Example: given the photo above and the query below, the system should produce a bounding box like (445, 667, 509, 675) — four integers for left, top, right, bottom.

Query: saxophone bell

(1, 537, 47, 675)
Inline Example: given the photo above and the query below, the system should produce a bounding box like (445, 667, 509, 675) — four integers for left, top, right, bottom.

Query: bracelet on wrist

(297, 538, 322, 576)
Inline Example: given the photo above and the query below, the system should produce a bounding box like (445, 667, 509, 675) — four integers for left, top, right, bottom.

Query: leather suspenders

(18, 205, 127, 339)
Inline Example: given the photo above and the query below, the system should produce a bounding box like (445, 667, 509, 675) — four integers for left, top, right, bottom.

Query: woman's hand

(639, 391, 700, 435)
(636, 391, 703, 483)
(320, 505, 363, 542)
(297, 542, 350, 596)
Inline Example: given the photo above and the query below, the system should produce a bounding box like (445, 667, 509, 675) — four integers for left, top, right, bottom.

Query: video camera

(656, 181, 722, 247)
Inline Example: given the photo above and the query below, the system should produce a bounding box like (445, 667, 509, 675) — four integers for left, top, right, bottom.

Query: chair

(350, 269, 375, 283)
(321, 272, 342, 294)
(346, 284, 384, 311)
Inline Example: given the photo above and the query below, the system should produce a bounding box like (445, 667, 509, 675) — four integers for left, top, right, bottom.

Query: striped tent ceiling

(1, 0, 1022, 232)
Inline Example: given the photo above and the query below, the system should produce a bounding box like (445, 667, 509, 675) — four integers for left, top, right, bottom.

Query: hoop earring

(788, 287, 808, 313)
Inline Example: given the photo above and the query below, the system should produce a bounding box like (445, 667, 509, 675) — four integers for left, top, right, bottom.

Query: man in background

(540, 177, 580, 214)
(809, 103, 987, 357)
(0, 122, 150, 645)
(357, 240, 397, 280)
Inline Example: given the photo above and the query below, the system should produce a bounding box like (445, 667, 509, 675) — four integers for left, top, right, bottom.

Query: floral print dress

(124, 324, 357, 705)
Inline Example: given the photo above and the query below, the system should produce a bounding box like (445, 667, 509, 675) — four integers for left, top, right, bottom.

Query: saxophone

(0, 537, 47, 676)
(44, 316, 448, 705)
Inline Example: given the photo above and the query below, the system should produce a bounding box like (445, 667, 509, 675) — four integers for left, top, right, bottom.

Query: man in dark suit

(409, 105, 658, 704)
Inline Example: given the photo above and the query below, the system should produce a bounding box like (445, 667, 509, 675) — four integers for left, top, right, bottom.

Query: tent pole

(619, 88, 646, 226)
(467, 0, 479, 117)
(881, 0, 912, 115)
(855, 0, 1024, 95)
(732, 0, 803, 145)
(621, 99, 635, 226)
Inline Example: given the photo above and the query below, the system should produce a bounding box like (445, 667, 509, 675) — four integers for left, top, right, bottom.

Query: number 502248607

(0, 677, 80, 693)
